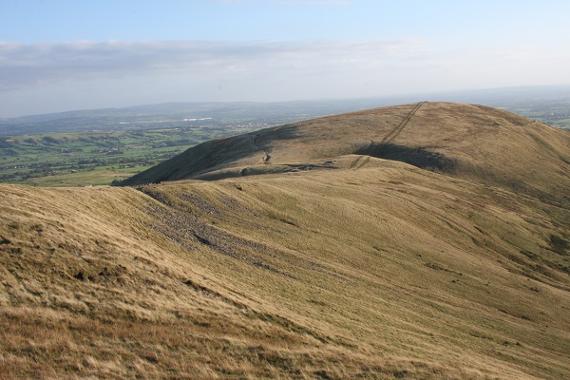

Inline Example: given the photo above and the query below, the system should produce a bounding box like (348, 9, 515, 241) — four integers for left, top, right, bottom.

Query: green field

(0, 124, 257, 186)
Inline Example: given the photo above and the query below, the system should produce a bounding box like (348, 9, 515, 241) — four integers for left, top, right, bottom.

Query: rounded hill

(120, 102, 569, 200)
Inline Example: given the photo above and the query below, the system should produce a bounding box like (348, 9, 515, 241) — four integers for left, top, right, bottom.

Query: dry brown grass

(1, 103, 569, 379)
(122, 103, 569, 200)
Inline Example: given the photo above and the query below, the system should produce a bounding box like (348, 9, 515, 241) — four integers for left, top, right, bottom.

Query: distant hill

(2, 85, 570, 135)
(0, 99, 389, 136)
(121, 102, 570, 204)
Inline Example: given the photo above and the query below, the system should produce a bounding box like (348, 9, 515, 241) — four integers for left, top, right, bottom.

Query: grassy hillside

(1, 103, 569, 379)
(121, 103, 569, 201)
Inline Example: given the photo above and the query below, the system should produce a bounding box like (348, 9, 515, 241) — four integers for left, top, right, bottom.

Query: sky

(1, 0, 570, 117)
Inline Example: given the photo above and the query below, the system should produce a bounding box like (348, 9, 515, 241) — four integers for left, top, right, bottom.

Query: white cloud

(0, 38, 568, 116)
(0, 40, 424, 91)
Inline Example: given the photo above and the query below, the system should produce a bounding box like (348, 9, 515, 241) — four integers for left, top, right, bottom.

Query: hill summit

(121, 102, 569, 201)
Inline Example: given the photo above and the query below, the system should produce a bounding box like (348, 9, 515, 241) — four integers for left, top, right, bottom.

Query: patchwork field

(0, 123, 258, 186)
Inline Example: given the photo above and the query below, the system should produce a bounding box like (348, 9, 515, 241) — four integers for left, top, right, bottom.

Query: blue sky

(1, 0, 569, 116)
(3, 0, 569, 43)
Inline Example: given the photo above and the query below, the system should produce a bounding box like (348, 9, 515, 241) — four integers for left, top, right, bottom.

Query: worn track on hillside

(381, 102, 425, 144)
(350, 155, 370, 169)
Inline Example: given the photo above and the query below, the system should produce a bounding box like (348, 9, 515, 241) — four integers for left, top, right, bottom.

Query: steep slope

(121, 102, 570, 204)
(1, 104, 569, 379)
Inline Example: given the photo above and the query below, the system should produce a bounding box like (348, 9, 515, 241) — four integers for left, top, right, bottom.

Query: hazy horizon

(1, 0, 570, 117)
(1, 83, 570, 120)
